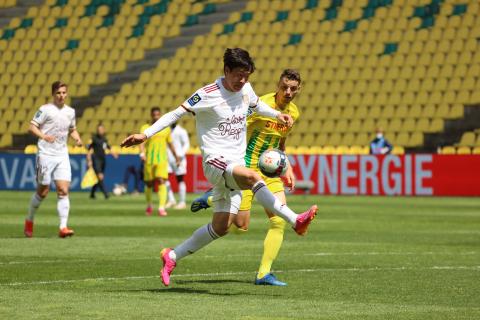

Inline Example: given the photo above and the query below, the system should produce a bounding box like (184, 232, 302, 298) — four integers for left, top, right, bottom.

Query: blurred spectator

(369, 128, 393, 155)
(122, 161, 143, 194)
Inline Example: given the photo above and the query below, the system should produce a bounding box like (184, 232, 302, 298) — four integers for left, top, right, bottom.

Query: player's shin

(257, 216, 286, 279)
(172, 223, 220, 261)
(158, 183, 167, 209)
(178, 181, 186, 204)
(165, 180, 176, 203)
(145, 186, 152, 204)
(57, 195, 70, 229)
(27, 193, 43, 221)
(252, 181, 296, 225)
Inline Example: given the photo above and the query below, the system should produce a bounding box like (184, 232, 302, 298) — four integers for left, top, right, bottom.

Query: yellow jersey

(244, 92, 299, 169)
(140, 123, 172, 165)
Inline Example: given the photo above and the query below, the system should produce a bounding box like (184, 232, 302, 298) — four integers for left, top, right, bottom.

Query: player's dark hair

(150, 107, 161, 114)
(280, 69, 301, 84)
(223, 48, 255, 73)
(51, 81, 67, 95)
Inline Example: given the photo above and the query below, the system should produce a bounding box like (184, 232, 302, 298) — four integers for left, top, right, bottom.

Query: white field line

(1, 266, 479, 287)
(0, 251, 477, 266)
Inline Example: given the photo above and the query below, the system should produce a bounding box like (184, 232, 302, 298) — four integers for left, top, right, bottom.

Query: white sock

(173, 223, 220, 261)
(178, 181, 186, 204)
(166, 181, 176, 203)
(27, 193, 43, 221)
(57, 196, 70, 229)
(252, 181, 297, 225)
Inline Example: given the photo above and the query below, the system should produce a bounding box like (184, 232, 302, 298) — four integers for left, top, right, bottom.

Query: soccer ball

(258, 149, 288, 178)
(112, 184, 126, 196)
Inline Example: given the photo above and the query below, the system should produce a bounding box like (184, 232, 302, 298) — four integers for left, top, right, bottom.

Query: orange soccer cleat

(58, 227, 75, 238)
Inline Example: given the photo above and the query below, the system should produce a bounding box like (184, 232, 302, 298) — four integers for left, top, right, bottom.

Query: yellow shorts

(239, 175, 284, 211)
(144, 162, 168, 181)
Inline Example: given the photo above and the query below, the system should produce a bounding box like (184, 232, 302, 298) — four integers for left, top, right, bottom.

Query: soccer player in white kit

(24, 81, 83, 238)
(121, 48, 317, 286)
(165, 122, 190, 209)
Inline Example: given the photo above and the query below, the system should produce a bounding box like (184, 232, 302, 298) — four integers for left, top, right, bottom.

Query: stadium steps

(11, 0, 248, 149)
(411, 104, 480, 153)
(0, 0, 44, 29)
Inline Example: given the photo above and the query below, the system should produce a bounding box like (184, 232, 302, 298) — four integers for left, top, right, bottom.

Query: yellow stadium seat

(24, 145, 38, 154)
(458, 132, 475, 146)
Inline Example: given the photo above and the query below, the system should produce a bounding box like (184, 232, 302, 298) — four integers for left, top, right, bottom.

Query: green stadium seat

(240, 11, 253, 22)
(221, 23, 235, 35)
(287, 33, 302, 46)
(202, 3, 216, 15)
(452, 4, 467, 16)
(275, 11, 289, 22)
(183, 14, 199, 27)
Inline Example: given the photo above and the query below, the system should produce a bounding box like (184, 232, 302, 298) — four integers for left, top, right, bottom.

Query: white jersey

(31, 103, 76, 157)
(167, 124, 190, 163)
(181, 78, 258, 162)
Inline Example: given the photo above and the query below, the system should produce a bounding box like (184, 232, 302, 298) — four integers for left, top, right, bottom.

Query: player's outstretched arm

(123, 106, 189, 149)
(121, 133, 147, 148)
(252, 100, 293, 127)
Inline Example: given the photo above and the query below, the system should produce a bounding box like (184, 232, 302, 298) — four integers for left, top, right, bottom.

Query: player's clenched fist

(277, 113, 293, 127)
(121, 133, 147, 147)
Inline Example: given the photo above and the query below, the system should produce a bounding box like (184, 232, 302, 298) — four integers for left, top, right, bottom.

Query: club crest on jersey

(187, 93, 201, 106)
(34, 110, 42, 118)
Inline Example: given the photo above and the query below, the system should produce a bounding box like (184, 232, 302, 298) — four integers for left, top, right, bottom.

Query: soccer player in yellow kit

(191, 69, 302, 286)
(140, 107, 179, 216)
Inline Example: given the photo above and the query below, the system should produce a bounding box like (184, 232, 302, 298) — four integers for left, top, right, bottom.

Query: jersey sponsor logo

(218, 114, 246, 140)
(34, 110, 42, 118)
(265, 121, 288, 133)
(187, 93, 202, 106)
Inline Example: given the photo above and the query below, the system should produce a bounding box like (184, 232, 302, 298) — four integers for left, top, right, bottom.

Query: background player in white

(121, 48, 317, 286)
(165, 122, 190, 209)
(24, 81, 83, 238)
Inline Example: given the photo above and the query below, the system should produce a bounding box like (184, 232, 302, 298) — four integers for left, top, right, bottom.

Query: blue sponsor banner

(0, 153, 143, 192)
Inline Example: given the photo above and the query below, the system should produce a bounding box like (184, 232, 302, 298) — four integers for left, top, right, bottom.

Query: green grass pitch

(0, 191, 479, 319)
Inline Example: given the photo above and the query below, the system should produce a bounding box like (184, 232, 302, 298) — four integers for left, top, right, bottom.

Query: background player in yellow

(140, 107, 179, 216)
(191, 69, 302, 286)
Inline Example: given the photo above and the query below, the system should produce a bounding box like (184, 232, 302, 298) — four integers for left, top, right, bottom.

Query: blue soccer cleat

(190, 188, 213, 213)
(254, 273, 287, 286)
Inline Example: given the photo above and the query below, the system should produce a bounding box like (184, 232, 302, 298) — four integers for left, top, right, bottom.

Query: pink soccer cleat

(293, 205, 318, 236)
(158, 208, 168, 216)
(24, 219, 33, 238)
(160, 248, 176, 286)
(145, 205, 153, 216)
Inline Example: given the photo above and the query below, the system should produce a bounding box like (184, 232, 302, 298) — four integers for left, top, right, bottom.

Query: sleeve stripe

(181, 104, 195, 116)
(30, 120, 40, 127)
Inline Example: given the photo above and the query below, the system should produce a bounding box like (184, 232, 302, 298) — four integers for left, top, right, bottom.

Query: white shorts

(36, 154, 71, 185)
(168, 157, 187, 176)
(203, 155, 243, 214)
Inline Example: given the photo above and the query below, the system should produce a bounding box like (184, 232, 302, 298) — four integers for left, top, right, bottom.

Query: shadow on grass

(115, 279, 283, 297)
(175, 279, 251, 285)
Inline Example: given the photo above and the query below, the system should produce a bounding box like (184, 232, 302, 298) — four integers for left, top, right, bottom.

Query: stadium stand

(0, 0, 479, 155)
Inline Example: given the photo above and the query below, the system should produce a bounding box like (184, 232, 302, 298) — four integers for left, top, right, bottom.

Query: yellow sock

(158, 184, 167, 208)
(145, 186, 152, 204)
(228, 224, 248, 235)
(257, 216, 286, 279)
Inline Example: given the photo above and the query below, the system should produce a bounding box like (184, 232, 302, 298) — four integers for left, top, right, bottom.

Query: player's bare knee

(212, 223, 229, 237)
(57, 189, 68, 198)
(37, 190, 49, 198)
(245, 170, 262, 188)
